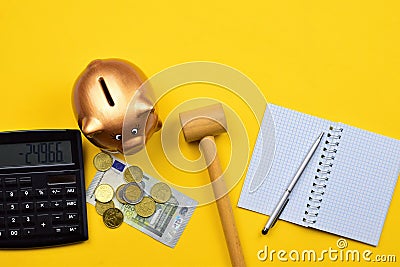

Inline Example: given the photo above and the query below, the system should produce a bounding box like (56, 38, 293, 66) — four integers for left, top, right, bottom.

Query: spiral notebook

(238, 104, 400, 246)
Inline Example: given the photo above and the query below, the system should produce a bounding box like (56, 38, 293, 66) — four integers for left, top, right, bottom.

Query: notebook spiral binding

(303, 126, 343, 224)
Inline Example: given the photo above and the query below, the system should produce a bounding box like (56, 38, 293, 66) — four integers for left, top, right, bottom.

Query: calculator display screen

(0, 141, 73, 168)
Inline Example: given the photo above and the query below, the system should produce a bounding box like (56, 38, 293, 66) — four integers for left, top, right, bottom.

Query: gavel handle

(200, 136, 246, 267)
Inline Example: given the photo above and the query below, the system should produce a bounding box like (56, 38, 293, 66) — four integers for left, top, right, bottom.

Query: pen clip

(271, 197, 290, 228)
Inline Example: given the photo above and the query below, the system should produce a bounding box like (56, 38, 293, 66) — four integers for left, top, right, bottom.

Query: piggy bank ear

(81, 117, 104, 138)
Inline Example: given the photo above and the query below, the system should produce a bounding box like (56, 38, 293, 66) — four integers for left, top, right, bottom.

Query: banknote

(86, 156, 198, 248)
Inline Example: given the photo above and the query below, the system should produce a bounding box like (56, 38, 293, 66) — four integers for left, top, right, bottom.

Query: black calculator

(0, 130, 88, 248)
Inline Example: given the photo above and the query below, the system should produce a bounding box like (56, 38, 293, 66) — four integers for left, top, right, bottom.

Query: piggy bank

(72, 58, 162, 154)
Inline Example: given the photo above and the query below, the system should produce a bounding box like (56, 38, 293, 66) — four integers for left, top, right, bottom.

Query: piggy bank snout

(123, 108, 162, 155)
(145, 108, 162, 138)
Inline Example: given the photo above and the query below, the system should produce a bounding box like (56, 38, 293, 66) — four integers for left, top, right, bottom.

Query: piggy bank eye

(115, 134, 122, 141)
(131, 128, 138, 135)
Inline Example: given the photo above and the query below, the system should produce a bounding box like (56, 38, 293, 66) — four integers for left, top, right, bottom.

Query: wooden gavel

(179, 104, 246, 267)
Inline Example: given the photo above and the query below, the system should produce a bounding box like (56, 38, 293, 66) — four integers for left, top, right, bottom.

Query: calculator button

(5, 178, 17, 187)
(22, 215, 34, 226)
(35, 189, 47, 198)
(36, 201, 50, 211)
(66, 213, 78, 222)
(0, 217, 5, 227)
(22, 202, 34, 212)
(65, 200, 77, 209)
(51, 200, 64, 210)
(66, 225, 79, 233)
(7, 203, 19, 213)
(6, 190, 18, 200)
(8, 229, 21, 238)
(23, 228, 35, 236)
(0, 204, 3, 214)
(20, 189, 33, 198)
(0, 230, 5, 239)
(50, 188, 63, 196)
(0, 191, 3, 201)
(66, 187, 77, 196)
(37, 215, 51, 232)
(8, 216, 20, 226)
(19, 177, 32, 186)
(53, 226, 65, 234)
(52, 214, 64, 223)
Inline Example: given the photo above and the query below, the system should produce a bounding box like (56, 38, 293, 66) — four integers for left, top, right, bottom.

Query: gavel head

(72, 58, 162, 154)
(179, 103, 228, 143)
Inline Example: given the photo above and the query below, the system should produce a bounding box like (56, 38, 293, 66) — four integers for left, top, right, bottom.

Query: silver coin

(115, 184, 127, 205)
(122, 182, 144, 204)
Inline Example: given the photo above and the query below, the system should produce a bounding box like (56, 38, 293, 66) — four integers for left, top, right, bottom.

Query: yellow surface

(1, 1, 399, 266)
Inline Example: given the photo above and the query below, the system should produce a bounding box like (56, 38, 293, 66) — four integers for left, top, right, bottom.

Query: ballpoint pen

(262, 131, 324, 235)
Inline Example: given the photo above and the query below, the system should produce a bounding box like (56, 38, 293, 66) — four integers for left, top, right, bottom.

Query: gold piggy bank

(72, 59, 162, 154)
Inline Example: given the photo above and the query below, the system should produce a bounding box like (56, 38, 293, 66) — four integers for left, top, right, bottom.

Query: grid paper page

(315, 123, 400, 246)
(238, 104, 332, 225)
(238, 104, 400, 245)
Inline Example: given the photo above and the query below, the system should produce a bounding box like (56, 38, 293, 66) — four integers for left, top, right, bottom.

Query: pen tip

(262, 229, 269, 235)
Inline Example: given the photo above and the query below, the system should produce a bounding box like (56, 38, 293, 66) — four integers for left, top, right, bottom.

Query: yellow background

(1, 1, 399, 266)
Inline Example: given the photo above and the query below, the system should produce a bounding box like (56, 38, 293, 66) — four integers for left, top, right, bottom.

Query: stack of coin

(119, 169, 173, 218)
(94, 182, 124, 229)
(113, 181, 156, 218)
(92, 152, 174, 227)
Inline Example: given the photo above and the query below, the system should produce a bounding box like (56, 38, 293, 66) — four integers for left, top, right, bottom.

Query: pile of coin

(93, 152, 173, 229)
(94, 183, 123, 229)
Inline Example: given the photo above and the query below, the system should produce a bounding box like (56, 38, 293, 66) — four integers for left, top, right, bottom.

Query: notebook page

(238, 104, 331, 225)
(314, 123, 400, 246)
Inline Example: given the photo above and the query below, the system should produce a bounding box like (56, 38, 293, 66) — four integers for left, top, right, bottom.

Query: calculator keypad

(0, 173, 85, 246)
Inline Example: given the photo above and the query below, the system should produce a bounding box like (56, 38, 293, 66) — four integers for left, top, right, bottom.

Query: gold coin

(124, 166, 143, 183)
(134, 196, 156, 218)
(103, 208, 124, 229)
(95, 200, 115, 216)
(93, 152, 113, 172)
(150, 182, 172, 203)
(95, 184, 114, 203)
(122, 182, 143, 204)
(116, 184, 127, 205)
